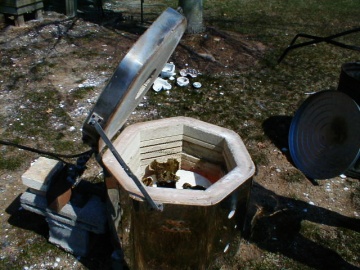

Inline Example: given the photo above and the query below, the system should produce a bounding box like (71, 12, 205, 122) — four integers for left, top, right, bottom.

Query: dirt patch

(174, 27, 266, 74)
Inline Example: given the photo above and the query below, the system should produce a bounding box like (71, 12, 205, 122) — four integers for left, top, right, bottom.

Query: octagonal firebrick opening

(102, 116, 255, 206)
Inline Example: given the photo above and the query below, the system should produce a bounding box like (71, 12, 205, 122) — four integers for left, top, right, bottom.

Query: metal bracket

(88, 112, 104, 125)
(278, 27, 360, 63)
(89, 119, 163, 211)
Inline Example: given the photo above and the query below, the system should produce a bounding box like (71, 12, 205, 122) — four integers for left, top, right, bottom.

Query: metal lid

(289, 90, 360, 179)
(82, 8, 187, 150)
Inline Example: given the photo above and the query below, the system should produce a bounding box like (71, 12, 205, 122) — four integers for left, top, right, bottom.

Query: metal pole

(141, 0, 144, 24)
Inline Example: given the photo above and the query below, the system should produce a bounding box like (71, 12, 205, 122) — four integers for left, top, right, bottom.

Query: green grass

(29, 60, 56, 81)
(280, 169, 305, 183)
(0, 234, 62, 270)
(301, 221, 360, 265)
(205, 0, 360, 33)
(148, 0, 360, 148)
(69, 86, 95, 99)
(0, 154, 24, 170)
(8, 87, 70, 137)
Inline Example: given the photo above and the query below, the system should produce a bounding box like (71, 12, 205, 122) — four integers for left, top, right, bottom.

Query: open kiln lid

(82, 8, 186, 150)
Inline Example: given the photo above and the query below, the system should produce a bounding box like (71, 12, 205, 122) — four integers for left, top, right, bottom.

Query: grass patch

(300, 221, 360, 265)
(280, 169, 305, 183)
(29, 60, 56, 81)
(238, 251, 315, 270)
(8, 86, 71, 138)
(69, 86, 95, 100)
(52, 139, 84, 154)
(300, 220, 322, 241)
(0, 154, 24, 171)
(0, 236, 61, 270)
(249, 150, 269, 166)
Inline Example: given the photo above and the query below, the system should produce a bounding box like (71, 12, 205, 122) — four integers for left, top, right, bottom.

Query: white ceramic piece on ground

(193, 82, 202, 88)
(152, 77, 172, 92)
(161, 62, 176, 78)
(180, 68, 198, 78)
(176, 76, 189, 86)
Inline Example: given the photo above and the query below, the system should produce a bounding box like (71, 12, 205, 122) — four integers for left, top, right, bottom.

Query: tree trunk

(178, 0, 205, 34)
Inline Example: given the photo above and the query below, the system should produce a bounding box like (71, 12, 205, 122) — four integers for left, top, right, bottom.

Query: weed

(0, 154, 24, 170)
(69, 86, 95, 100)
(280, 169, 305, 183)
(301, 221, 360, 266)
(52, 139, 83, 154)
(29, 60, 54, 81)
(300, 220, 322, 242)
(250, 151, 269, 166)
(0, 235, 61, 270)
(7, 86, 71, 138)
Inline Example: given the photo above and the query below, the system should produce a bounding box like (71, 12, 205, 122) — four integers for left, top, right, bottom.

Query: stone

(20, 189, 107, 234)
(21, 157, 63, 193)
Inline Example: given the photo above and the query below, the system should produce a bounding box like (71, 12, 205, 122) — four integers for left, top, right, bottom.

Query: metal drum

(289, 90, 360, 179)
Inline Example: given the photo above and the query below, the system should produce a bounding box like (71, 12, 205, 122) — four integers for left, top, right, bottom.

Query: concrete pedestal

(20, 157, 107, 256)
(0, 0, 43, 26)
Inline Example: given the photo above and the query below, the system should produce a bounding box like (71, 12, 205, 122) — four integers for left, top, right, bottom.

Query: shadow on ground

(6, 194, 114, 270)
(256, 115, 360, 269)
(7, 195, 49, 237)
(245, 182, 360, 270)
(262, 115, 292, 153)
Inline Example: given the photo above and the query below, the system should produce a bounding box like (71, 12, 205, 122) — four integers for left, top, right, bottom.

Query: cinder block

(47, 218, 89, 256)
(20, 190, 107, 234)
(21, 157, 63, 193)
(20, 157, 108, 256)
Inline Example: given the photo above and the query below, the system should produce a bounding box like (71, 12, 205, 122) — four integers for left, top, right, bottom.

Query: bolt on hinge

(88, 112, 104, 126)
